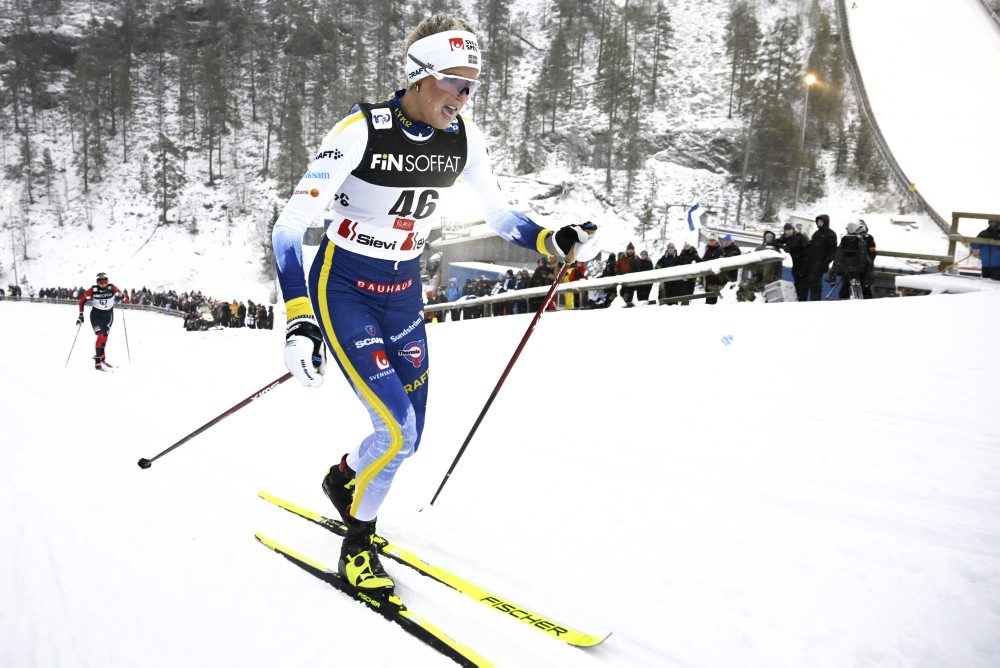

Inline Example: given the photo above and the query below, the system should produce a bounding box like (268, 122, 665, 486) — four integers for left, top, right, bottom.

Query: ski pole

(824, 278, 841, 300)
(429, 261, 571, 506)
(120, 306, 132, 363)
(137, 372, 293, 469)
(65, 322, 82, 368)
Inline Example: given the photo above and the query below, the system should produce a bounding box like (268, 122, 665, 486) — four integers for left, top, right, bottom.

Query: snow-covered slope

(2, 293, 999, 666)
(847, 0, 1000, 222)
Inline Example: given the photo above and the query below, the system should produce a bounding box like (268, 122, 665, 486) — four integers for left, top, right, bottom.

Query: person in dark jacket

(601, 252, 617, 278)
(700, 234, 724, 304)
(655, 243, 683, 303)
(972, 218, 1000, 280)
(831, 221, 873, 299)
(528, 257, 554, 312)
(635, 249, 655, 304)
(514, 269, 531, 313)
(489, 275, 508, 316)
(752, 230, 781, 285)
(774, 222, 810, 300)
(598, 251, 617, 308)
(218, 302, 231, 327)
(856, 220, 877, 263)
(854, 220, 877, 298)
(677, 241, 700, 304)
(720, 234, 742, 284)
(805, 214, 838, 301)
(460, 278, 477, 319)
(756, 230, 778, 252)
(655, 243, 678, 270)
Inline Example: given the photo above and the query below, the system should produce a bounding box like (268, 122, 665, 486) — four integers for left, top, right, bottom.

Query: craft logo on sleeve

(314, 149, 342, 160)
(372, 350, 391, 371)
(371, 109, 392, 130)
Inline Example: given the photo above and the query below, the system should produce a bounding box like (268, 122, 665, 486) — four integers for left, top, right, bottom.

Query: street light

(3, 190, 17, 293)
(793, 72, 818, 210)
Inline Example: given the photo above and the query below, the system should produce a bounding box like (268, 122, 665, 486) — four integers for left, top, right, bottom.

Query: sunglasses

(409, 54, 481, 98)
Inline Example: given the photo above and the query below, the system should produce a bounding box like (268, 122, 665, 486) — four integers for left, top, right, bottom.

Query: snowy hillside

(1, 0, 967, 300)
(2, 294, 999, 666)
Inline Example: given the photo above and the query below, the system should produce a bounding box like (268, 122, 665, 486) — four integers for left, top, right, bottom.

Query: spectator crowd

(424, 212, 1000, 315)
(28, 284, 274, 331)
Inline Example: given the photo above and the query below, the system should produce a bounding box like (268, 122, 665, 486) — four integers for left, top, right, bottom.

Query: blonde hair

(400, 15, 477, 89)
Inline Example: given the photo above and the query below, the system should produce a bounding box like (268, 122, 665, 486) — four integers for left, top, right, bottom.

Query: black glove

(550, 222, 599, 261)
(284, 316, 327, 387)
(77, 313, 84, 325)
(114, 294, 123, 304)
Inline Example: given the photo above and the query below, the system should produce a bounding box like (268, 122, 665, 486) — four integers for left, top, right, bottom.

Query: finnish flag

(687, 202, 703, 231)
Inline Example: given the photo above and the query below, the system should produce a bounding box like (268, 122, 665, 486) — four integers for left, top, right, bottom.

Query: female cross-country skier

(271, 15, 598, 595)
(77, 272, 124, 370)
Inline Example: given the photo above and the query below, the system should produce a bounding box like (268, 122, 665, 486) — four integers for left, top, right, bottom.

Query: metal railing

(5, 296, 186, 318)
(424, 250, 785, 316)
(947, 211, 1000, 262)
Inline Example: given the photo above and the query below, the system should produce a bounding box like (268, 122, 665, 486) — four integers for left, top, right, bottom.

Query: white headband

(406, 30, 481, 83)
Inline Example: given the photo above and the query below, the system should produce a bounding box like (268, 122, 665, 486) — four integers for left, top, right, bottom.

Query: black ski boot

(338, 517, 394, 594)
(321, 454, 355, 524)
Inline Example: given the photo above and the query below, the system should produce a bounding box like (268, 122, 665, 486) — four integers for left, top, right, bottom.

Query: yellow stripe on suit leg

(315, 242, 403, 518)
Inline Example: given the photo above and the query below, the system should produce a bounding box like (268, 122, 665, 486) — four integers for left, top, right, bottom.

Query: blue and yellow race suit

(272, 91, 553, 521)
